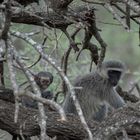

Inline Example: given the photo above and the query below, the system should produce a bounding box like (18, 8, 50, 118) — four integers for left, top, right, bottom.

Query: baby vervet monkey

(21, 71, 54, 109)
(14, 72, 54, 140)
(63, 60, 126, 122)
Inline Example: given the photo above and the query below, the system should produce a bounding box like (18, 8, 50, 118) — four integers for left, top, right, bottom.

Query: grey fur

(63, 60, 126, 122)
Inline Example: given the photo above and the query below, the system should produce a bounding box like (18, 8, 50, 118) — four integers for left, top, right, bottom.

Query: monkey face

(39, 77, 51, 89)
(34, 71, 53, 90)
(108, 70, 121, 86)
(35, 77, 51, 90)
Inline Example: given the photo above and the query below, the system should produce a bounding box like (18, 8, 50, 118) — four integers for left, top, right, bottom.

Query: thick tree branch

(11, 10, 72, 28)
(0, 88, 140, 140)
(0, 99, 87, 140)
(93, 106, 140, 139)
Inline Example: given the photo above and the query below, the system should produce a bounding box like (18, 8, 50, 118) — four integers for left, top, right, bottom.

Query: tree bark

(0, 98, 87, 139)
(0, 88, 140, 140)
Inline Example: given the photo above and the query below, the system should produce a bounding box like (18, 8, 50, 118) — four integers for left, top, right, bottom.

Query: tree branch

(0, 88, 140, 140)
(0, 99, 87, 140)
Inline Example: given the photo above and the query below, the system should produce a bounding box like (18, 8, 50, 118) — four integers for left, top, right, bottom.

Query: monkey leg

(92, 104, 108, 122)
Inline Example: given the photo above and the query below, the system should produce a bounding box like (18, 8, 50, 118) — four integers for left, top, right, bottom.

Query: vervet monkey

(63, 60, 126, 122)
(34, 71, 53, 91)
(21, 71, 54, 109)
(12, 72, 54, 140)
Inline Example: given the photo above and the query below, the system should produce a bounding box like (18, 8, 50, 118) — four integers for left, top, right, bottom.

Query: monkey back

(63, 72, 110, 121)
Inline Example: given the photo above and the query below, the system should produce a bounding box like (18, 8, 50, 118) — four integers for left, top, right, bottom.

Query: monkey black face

(108, 70, 122, 86)
(40, 77, 52, 89)
(35, 72, 53, 90)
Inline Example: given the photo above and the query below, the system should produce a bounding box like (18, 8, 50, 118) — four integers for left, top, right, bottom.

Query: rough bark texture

(0, 99, 87, 139)
(0, 88, 140, 140)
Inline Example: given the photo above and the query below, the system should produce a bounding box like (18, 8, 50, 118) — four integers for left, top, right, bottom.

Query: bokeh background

(4, 0, 140, 98)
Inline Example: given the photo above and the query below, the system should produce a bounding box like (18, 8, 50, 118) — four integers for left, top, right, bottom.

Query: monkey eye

(108, 70, 121, 77)
(41, 79, 50, 85)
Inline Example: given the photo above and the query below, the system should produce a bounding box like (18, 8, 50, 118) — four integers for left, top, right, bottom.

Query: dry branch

(0, 92, 87, 140)
(11, 10, 72, 28)
(93, 106, 140, 139)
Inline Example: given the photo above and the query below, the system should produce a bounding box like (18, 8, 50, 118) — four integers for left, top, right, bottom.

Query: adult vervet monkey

(63, 60, 126, 122)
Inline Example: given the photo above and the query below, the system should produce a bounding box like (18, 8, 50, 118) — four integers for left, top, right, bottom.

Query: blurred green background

(4, 2, 140, 97)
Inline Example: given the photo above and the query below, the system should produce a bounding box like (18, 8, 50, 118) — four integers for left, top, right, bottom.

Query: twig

(104, 3, 129, 30)
(126, 4, 131, 29)
(7, 42, 20, 123)
(122, 0, 140, 14)
(86, 9, 107, 68)
(135, 83, 140, 96)
(61, 28, 79, 52)
(113, 4, 140, 25)
(1, 0, 20, 123)
(1, 0, 12, 40)
(0, 40, 5, 86)
(61, 28, 81, 96)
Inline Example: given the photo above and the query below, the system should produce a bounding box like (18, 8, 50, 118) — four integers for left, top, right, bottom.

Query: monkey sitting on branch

(13, 73, 54, 140)
(21, 71, 54, 110)
(63, 60, 126, 122)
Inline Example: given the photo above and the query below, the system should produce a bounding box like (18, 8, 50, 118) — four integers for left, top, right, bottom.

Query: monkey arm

(63, 94, 77, 115)
(106, 89, 125, 109)
(22, 97, 38, 109)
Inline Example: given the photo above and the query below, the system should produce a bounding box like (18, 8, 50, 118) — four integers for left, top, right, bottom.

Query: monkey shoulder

(74, 73, 94, 85)
(73, 72, 101, 87)
(73, 72, 106, 100)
